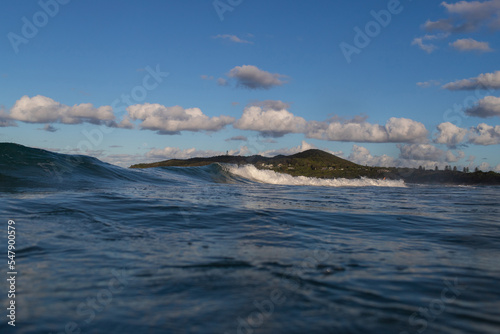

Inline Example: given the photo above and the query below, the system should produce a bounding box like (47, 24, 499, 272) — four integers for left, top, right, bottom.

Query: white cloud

(200, 75, 214, 80)
(348, 144, 458, 170)
(9, 95, 115, 125)
(442, 71, 500, 90)
(348, 145, 395, 167)
(227, 65, 288, 89)
(127, 103, 234, 134)
(434, 122, 468, 147)
(398, 144, 465, 168)
(306, 117, 428, 143)
(399, 144, 445, 161)
(411, 33, 449, 53)
(495, 164, 500, 172)
(468, 123, 500, 145)
(346, 144, 464, 169)
(233, 101, 306, 137)
(114, 116, 135, 129)
(465, 96, 500, 117)
(445, 150, 466, 162)
(425, 0, 500, 33)
(212, 34, 253, 44)
(450, 38, 493, 52)
(435, 121, 500, 146)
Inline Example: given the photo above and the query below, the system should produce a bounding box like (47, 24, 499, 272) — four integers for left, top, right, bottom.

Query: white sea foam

(227, 164, 406, 187)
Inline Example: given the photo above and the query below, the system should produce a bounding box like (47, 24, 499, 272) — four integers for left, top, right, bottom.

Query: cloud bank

(435, 122, 500, 146)
(306, 117, 428, 143)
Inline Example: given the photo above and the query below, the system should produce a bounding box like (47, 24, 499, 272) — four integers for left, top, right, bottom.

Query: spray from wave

(225, 164, 406, 188)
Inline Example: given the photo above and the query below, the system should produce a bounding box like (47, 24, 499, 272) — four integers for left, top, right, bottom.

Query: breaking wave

(225, 164, 406, 187)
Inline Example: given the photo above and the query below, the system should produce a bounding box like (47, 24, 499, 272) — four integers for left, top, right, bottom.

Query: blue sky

(1, 0, 499, 170)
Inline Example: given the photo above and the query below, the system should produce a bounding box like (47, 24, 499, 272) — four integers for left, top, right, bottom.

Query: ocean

(1, 143, 499, 334)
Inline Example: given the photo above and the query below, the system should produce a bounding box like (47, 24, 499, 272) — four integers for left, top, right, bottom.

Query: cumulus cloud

(425, 0, 500, 33)
(306, 117, 428, 143)
(399, 144, 467, 168)
(233, 101, 306, 137)
(435, 121, 500, 146)
(227, 65, 288, 89)
(212, 34, 253, 44)
(200, 75, 214, 80)
(465, 96, 500, 117)
(349, 143, 466, 169)
(434, 122, 468, 147)
(450, 38, 493, 52)
(399, 144, 445, 161)
(468, 123, 500, 145)
(495, 164, 500, 172)
(348, 145, 396, 167)
(127, 103, 235, 134)
(9, 95, 115, 125)
(412, 33, 450, 53)
(442, 71, 500, 90)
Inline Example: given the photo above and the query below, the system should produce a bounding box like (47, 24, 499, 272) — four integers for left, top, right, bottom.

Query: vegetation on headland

(130, 149, 500, 185)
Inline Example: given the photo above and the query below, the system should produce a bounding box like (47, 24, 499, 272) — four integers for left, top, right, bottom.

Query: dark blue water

(1, 143, 499, 334)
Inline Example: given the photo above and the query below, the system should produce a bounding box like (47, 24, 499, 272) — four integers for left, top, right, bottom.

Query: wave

(225, 164, 406, 187)
(0, 143, 168, 190)
(1, 143, 405, 191)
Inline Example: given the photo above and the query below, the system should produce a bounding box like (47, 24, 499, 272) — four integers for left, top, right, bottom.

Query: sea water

(1, 143, 499, 334)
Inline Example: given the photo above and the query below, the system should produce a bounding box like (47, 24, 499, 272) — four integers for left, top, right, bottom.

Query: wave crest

(225, 164, 406, 187)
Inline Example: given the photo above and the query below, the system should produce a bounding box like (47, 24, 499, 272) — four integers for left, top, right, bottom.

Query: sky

(1, 0, 500, 171)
